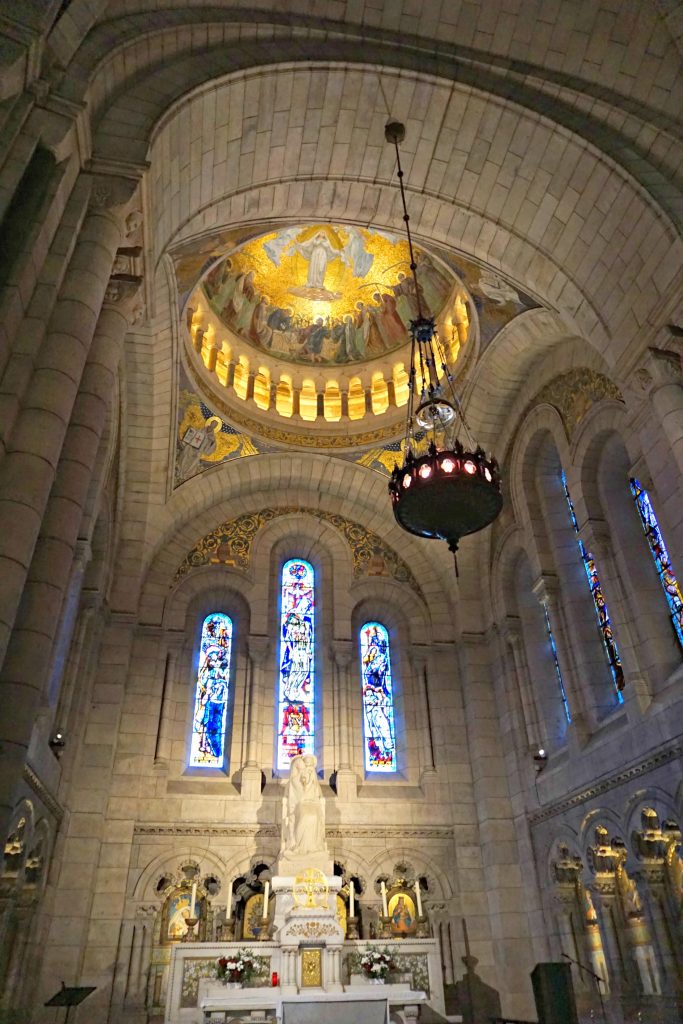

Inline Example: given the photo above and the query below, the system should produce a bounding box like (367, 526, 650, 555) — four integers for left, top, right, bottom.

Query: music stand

(45, 983, 96, 1024)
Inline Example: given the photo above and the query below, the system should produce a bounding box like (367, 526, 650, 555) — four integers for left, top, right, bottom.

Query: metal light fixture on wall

(385, 121, 503, 567)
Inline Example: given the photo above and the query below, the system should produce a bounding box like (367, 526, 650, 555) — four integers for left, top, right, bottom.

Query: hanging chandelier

(385, 121, 503, 560)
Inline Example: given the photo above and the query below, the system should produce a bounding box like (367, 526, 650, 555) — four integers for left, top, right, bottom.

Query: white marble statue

(277, 753, 331, 875)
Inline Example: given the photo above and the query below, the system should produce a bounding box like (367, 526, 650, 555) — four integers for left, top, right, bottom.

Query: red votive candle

(272, 971, 279, 987)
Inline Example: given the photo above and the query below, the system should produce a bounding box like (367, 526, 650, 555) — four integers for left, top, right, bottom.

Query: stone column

(409, 646, 437, 783)
(636, 867, 677, 994)
(632, 348, 683, 478)
(0, 175, 138, 661)
(327, 944, 343, 991)
(241, 635, 270, 800)
(532, 575, 591, 738)
(501, 619, 541, 750)
(591, 888, 624, 997)
(0, 203, 141, 839)
(154, 642, 182, 770)
(331, 639, 356, 800)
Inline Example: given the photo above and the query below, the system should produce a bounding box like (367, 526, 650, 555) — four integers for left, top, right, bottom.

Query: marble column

(0, 198, 141, 838)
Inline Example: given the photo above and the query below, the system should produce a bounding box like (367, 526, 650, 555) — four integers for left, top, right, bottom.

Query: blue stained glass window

(360, 622, 397, 772)
(542, 604, 571, 722)
(277, 559, 315, 768)
(190, 612, 233, 767)
(561, 472, 624, 701)
(629, 478, 683, 649)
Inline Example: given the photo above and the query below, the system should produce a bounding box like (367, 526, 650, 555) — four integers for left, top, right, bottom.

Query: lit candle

(190, 881, 197, 918)
(380, 881, 388, 918)
(226, 879, 234, 921)
(414, 880, 423, 918)
(263, 880, 270, 917)
(349, 880, 355, 918)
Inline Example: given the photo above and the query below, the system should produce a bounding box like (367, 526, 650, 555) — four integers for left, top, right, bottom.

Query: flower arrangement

(215, 949, 262, 985)
(359, 947, 395, 981)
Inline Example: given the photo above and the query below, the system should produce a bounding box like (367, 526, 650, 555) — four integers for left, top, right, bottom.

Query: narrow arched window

(190, 612, 233, 768)
(277, 559, 315, 768)
(630, 478, 683, 649)
(359, 621, 397, 772)
(561, 472, 624, 702)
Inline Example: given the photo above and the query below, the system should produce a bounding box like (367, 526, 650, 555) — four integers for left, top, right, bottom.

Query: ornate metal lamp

(385, 121, 503, 563)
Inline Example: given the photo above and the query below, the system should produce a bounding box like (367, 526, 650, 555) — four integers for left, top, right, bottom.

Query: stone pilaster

(331, 639, 356, 800)
(240, 635, 270, 800)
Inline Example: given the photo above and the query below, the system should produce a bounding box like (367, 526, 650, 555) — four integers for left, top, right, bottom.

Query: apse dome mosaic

(200, 224, 456, 367)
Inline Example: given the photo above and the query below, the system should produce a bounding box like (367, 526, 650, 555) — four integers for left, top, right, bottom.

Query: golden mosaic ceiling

(200, 223, 456, 368)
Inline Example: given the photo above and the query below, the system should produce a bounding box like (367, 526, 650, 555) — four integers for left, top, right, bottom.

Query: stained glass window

(190, 612, 233, 767)
(561, 472, 624, 701)
(629, 478, 683, 649)
(360, 622, 397, 772)
(277, 559, 315, 768)
(542, 604, 571, 722)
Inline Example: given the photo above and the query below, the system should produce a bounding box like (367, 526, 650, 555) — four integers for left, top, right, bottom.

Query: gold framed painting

(387, 889, 417, 936)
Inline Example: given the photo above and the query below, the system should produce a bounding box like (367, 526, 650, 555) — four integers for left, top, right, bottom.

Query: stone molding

(22, 763, 63, 823)
(528, 743, 682, 826)
(133, 824, 454, 839)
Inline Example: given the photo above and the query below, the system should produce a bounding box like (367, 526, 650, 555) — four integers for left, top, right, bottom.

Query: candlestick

(226, 879, 233, 921)
(190, 881, 197, 918)
(263, 880, 270, 917)
(414, 879, 423, 917)
(349, 879, 355, 918)
(380, 880, 388, 917)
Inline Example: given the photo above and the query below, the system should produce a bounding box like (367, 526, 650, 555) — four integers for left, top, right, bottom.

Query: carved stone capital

(330, 639, 353, 668)
(409, 645, 429, 671)
(579, 518, 612, 554)
(88, 173, 140, 216)
(103, 274, 143, 320)
(500, 615, 522, 649)
(531, 574, 560, 608)
(247, 635, 271, 665)
(632, 348, 683, 395)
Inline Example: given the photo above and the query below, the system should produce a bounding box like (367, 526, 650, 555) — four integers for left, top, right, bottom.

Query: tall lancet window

(359, 622, 397, 772)
(277, 559, 315, 768)
(561, 472, 624, 701)
(629, 478, 683, 649)
(190, 612, 233, 767)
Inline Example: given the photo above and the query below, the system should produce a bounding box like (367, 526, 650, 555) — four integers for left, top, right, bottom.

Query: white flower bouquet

(359, 947, 395, 981)
(215, 949, 261, 984)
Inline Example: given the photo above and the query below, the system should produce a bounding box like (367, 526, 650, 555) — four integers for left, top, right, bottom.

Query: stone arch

(162, 565, 256, 634)
(136, 470, 457, 638)
(132, 846, 231, 901)
(364, 846, 453, 901)
(573, 405, 683, 690)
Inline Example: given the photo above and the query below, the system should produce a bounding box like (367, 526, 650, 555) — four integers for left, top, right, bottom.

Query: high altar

(164, 756, 446, 1023)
